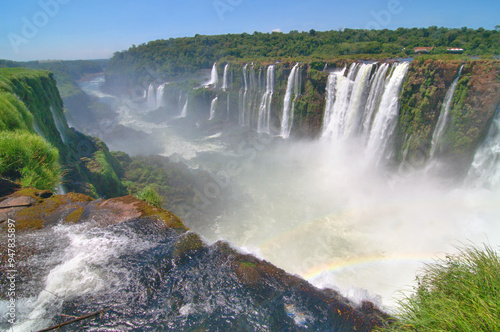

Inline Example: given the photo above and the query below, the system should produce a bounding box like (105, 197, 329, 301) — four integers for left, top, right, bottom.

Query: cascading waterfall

(222, 64, 229, 91)
(322, 63, 374, 140)
(209, 96, 218, 120)
(467, 105, 500, 188)
(280, 63, 300, 138)
(257, 65, 275, 134)
(344, 63, 374, 137)
(33, 121, 45, 138)
(362, 63, 390, 135)
(428, 65, 465, 160)
(50, 106, 68, 144)
(247, 65, 258, 127)
(177, 97, 188, 118)
(239, 64, 249, 126)
(147, 83, 156, 108)
(365, 62, 409, 164)
(156, 83, 167, 108)
(205, 63, 218, 88)
(321, 62, 409, 163)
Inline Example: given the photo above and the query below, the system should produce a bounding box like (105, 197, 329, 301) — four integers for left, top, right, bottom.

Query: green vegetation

(0, 67, 129, 197)
(0, 68, 63, 190)
(384, 245, 500, 331)
(0, 91, 34, 132)
(0, 131, 61, 190)
(106, 27, 500, 86)
(134, 184, 163, 208)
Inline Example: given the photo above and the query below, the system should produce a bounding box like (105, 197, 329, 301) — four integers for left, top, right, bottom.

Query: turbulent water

(6, 66, 500, 330)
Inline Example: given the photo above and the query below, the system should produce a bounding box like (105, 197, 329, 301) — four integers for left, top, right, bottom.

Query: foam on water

(8, 222, 153, 331)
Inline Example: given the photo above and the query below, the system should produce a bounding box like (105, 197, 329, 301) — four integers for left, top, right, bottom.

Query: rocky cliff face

(397, 59, 500, 176)
(0, 186, 390, 331)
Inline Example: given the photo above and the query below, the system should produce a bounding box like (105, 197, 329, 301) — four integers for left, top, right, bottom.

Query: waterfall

(33, 121, 45, 138)
(50, 106, 68, 145)
(467, 105, 500, 188)
(205, 63, 218, 88)
(247, 65, 257, 127)
(239, 64, 249, 126)
(178, 98, 188, 118)
(147, 83, 156, 109)
(209, 96, 218, 120)
(321, 63, 362, 139)
(428, 65, 465, 159)
(222, 64, 229, 91)
(322, 63, 374, 140)
(156, 83, 167, 108)
(321, 61, 409, 163)
(257, 65, 275, 134)
(362, 63, 390, 135)
(366, 62, 410, 164)
(280, 63, 300, 139)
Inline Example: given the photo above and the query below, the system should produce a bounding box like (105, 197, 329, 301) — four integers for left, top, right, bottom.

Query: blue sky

(0, 0, 498, 61)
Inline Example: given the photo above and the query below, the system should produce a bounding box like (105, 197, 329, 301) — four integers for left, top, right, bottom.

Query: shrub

(0, 130, 61, 190)
(385, 244, 500, 331)
(135, 184, 163, 208)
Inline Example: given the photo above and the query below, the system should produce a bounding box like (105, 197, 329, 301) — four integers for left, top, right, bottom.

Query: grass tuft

(134, 184, 163, 208)
(383, 244, 500, 331)
(0, 130, 61, 190)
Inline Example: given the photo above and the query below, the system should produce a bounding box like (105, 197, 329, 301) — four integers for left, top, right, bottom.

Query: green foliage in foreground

(384, 245, 500, 331)
(0, 91, 34, 132)
(0, 131, 61, 190)
(134, 184, 163, 208)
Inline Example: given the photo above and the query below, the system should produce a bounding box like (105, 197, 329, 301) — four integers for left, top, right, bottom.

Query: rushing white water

(205, 63, 218, 88)
(239, 64, 249, 126)
(257, 65, 275, 134)
(156, 83, 168, 108)
(147, 83, 156, 109)
(9, 223, 152, 332)
(467, 105, 500, 188)
(322, 63, 374, 140)
(178, 97, 188, 118)
(428, 65, 465, 160)
(209, 96, 218, 120)
(50, 106, 68, 144)
(280, 64, 300, 138)
(366, 62, 410, 164)
(362, 63, 390, 135)
(222, 64, 229, 91)
(321, 61, 410, 164)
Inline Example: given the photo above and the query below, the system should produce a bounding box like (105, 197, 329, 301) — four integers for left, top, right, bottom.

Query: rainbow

(303, 253, 438, 281)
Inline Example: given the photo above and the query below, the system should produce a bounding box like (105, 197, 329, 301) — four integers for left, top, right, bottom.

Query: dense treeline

(107, 27, 500, 81)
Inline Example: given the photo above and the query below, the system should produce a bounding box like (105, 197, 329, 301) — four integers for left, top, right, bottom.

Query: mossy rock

(235, 260, 262, 285)
(64, 206, 85, 223)
(172, 232, 205, 262)
(11, 191, 94, 230)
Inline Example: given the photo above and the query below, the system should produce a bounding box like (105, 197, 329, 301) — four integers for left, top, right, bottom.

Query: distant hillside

(105, 27, 500, 87)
